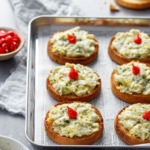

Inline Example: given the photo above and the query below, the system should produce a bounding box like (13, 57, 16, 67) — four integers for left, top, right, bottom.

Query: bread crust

(115, 106, 150, 145)
(108, 36, 150, 65)
(44, 101, 104, 145)
(111, 71, 150, 104)
(46, 75, 101, 102)
(47, 34, 99, 65)
(116, 0, 150, 9)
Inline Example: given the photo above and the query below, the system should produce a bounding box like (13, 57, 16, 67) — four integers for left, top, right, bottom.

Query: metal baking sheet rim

(25, 16, 150, 147)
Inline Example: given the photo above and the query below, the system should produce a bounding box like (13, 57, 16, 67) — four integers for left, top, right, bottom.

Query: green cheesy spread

(48, 63, 100, 96)
(50, 26, 97, 57)
(112, 29, 150, 59)
(47, 102, 100, 138)
(118, 103, 150, 140)
(114, 62, 150, 95)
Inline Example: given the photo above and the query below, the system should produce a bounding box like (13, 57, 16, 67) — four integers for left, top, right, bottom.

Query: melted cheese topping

(50, 26, 97, 57)
(47, 102, 100, 138)
(112, 29, 150, 59)
(48, 63, 100, 96)
(114, 62, 150, 95)
(118, 103, 150, 140)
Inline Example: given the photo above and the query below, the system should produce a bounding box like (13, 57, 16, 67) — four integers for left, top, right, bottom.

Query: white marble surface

(72, 0, 150, 17)
(0, 0, 149, 150)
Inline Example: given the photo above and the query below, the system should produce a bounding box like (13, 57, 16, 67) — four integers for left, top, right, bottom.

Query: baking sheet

(26, 17, 150, 147)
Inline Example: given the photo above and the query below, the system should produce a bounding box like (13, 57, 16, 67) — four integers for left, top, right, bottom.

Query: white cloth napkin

(0, 0, 82, 116)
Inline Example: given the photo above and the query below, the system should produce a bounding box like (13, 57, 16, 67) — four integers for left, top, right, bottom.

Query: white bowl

(0, 136, 29, 150)
(0, 27, 24, 61)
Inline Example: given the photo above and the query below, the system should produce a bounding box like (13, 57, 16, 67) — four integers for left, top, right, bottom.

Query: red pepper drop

(67, 34, 76, 44)
(67, 106, 77, 119)
(0, 30, 6, 34)
(5, 35, 13, 44)
(6, 31, 15, 37)
(0, 47, 4, 54)
(142, 110, 150, 121)
(10, 41, 19, 52)
(68, 66, 78, 80)
(134, 34, 142, 44)
(13, 34, 21, 43)
(0, 30, 21, 54)
(0, 38, 6, 46)
(132, 64, 140, 75)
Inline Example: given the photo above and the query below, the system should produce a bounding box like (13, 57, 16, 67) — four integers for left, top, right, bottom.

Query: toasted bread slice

(116, 0, 150, 9)
(48, 38, 98, 65)
(111, 71, 150, 104)
(46, 75, 101, 102)
(47, 34, 98, 65)
(46, 63, 101, 102)
(108, 36, 150, 65)
(115, 105, 150, 145)
(45, 101, 104, 145)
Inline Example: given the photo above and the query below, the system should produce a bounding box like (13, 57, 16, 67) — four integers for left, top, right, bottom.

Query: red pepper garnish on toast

(134, 34, 142, 44)
(67, 34, 76, 44)
(67, 106, 77, 119)
(132, 64, 140, 75)
(68, 66, 78, 80)
(142, 110, 150, 120)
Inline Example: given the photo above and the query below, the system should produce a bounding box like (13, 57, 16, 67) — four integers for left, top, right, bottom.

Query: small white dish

(0, 27, 24, 61)
(0, 136, 29, 150)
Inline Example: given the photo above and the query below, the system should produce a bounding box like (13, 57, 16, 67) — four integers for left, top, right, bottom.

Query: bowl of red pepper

(0, 27, 24, 61)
